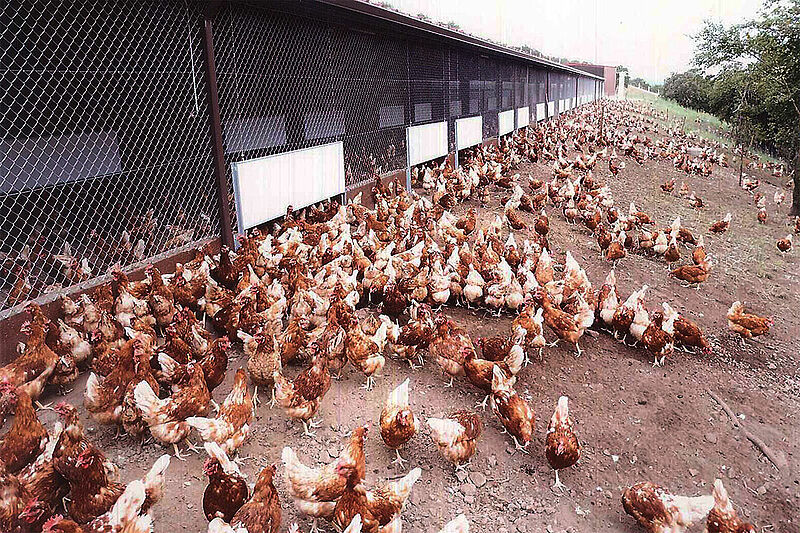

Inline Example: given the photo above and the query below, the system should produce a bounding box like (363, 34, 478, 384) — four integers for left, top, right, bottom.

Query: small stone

(506, 446, 516, 455)
(464, 495, 475, 504)
(726, 468, 736, 479)
(471, 472, 487, 487)
(183, 481, 191, 487)
(705, 433, 718, 444)
(460, 483, 477, 496)
(688, 468, 699, 477)
(456, 469, 469, 482)
(328, 447, 339, 458)
(757, 484, 767, 495)
(488, 455, 498, 467)
(767, 362, 776, 370)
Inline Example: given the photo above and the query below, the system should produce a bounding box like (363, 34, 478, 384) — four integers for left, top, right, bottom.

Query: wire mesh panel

(515, 65, 527, 108)
(481, 57, 499, 139)
(409, 40, 447, 129)
(0, 0, 217, 312)
(213, 3, 413, 210)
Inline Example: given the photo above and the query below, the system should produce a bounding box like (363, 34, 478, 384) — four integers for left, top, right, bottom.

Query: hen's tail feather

(187, 416, 229, 443)
(84, 372, 102, 409)
(426, 418, 463, 447)
(133, 381, 164, 425)
(203, 442, 242, 476)
(387, 378, 410, 410)
(343, 514, 363, 533)
(106, 479, 146, 530)
(141, 454, 171, 509)
(157, 353, 180, 381)
(393, 467, 422, 499)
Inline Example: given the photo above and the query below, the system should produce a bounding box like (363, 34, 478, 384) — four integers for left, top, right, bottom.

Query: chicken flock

(0, 98, 784, 533)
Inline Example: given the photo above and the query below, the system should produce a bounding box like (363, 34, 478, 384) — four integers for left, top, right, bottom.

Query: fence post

(201, 4, 235, 249)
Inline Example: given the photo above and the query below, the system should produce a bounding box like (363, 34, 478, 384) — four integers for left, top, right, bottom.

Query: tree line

(661, 0, 799, 215)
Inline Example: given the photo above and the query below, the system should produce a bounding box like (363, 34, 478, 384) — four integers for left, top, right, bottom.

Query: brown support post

(202, 3, 234, 248)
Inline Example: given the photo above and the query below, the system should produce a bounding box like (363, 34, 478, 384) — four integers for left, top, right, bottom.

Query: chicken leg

(475, 395, 490, 411)
(392, 449, 407, 467)
(512, 436, 529, 453)
(302, 421, 317, 438)
(552, 470, 568, 492)
(173, 443, 189, 461)
(362, 376, 376, 391)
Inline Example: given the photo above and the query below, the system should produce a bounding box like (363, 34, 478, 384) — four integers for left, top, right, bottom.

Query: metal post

(405, 127, 411, 192)
(545, 70, 550, 120)
(454, 123, 459, 170)
(201, 4, 234, 248)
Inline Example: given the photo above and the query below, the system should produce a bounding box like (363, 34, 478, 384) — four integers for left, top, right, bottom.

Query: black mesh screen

(0, 0, 599, 311)
(0, 0, 217, 311)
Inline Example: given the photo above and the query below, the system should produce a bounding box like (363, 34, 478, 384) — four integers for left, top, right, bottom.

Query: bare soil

(18, 105, 800, 533)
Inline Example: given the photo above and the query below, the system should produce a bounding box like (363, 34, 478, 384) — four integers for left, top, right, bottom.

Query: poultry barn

(1, 1, 798, 533)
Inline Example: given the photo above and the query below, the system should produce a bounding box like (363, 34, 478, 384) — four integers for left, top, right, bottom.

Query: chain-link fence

(0, 0, 601, 313)
(0, 0, 218, 312)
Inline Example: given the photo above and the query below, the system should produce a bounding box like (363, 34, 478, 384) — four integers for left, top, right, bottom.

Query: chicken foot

(361, 376, 376, 391)
(35, 400, 54, 411)
(172, 443, 190, 461)
(454, 461, 471, 473)
(301, 420, 317, 438)
(392, 449, 407, 467)
(512, 436, 530, 454)
(475, 395, 490, 411)
(552, 470, 568, 492)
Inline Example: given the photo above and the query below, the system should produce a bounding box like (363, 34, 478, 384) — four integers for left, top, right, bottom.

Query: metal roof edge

(236, 0, 604, 80)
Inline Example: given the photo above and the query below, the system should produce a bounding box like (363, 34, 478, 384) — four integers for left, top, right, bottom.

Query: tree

(695, 0, 800, 215)
(661, 71, 712, 111)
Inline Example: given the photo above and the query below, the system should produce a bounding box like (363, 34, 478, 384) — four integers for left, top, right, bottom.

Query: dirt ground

(22, 104, 800, 533)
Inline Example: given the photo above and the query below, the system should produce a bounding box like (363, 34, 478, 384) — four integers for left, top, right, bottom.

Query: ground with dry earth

(18, 103, 800, 533)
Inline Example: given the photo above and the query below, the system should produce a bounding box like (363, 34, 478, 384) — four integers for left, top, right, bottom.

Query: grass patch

(627, 86, 725, 130)
(626, 87, 779, 163)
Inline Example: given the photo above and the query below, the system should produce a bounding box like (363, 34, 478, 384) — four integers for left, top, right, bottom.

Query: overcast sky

(383, 0, 764, 83)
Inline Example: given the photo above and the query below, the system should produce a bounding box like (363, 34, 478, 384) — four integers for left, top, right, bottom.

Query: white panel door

(456, 116, 483, 150)
(407, 121, 448, 167)
(547, 101, 555, 117)
(536, 103, 546, 121)
(498, 110, 514, 136)
(516, 106, 529, 128)
(232, 142, 345, 233)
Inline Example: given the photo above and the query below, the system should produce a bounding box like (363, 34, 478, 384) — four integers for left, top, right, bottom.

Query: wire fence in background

(0, 0, 601, 313)
(0, 0, 219, 312)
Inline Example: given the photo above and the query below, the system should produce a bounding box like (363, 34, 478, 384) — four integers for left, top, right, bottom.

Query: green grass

(626, 86, 729, 145)
(627, 86, 725, 129)
(626, 86, 779, 163)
